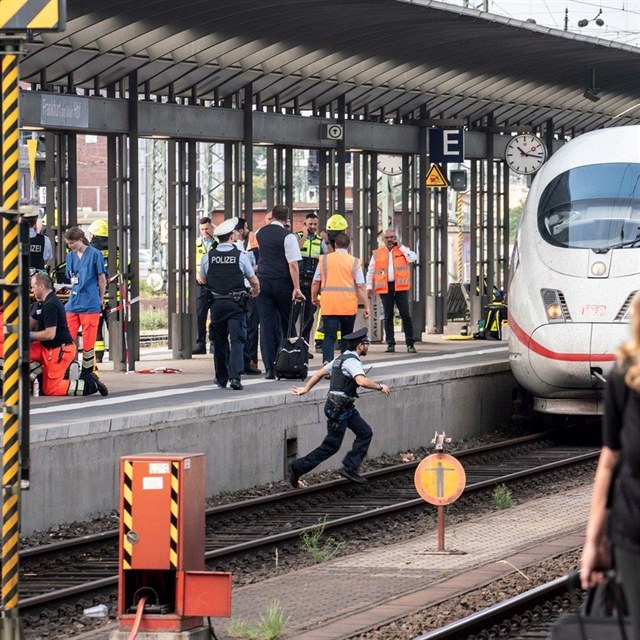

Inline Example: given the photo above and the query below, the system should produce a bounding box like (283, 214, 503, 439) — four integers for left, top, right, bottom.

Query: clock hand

(524, 152, 544, 158)
(516, 146, 527, 155)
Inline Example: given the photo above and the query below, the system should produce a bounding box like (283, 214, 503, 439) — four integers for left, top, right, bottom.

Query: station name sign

(428, 128, 465, 164)
(40, 95, 89, 128)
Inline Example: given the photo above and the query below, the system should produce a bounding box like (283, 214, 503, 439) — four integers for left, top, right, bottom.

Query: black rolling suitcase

(274, 301, 308, 381)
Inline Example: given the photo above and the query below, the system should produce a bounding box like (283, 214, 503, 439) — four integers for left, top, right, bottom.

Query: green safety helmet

(88, 219, 108, 237)
(326, 214, 348, 231)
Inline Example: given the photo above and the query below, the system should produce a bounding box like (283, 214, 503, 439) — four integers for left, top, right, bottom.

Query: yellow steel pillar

(1, 39, 24, 640)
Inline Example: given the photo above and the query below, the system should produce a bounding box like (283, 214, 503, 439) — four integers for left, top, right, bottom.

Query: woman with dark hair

(581, 292, 640, 639)
(63, 227, 107, 376)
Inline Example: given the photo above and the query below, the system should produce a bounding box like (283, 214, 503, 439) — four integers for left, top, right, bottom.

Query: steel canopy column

(127, 71, 140, 369)
(415, 107, 428, 337)
(486, 114, 495, 306)
(243, 84, 253, 218)
(337, 95, 346, 216)
(167, 140, 176, 352)
(285, 147, 293, 211)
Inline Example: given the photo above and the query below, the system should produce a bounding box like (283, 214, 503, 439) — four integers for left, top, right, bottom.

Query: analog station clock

(504, 134, 547, 175)
(377, 154, 404, 176)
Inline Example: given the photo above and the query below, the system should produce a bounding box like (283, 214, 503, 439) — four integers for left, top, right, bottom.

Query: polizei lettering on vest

(211, 256, 238, 264)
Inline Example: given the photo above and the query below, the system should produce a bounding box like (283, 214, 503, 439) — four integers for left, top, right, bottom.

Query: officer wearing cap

(289, 327, 390, 486)
(200, 217, 259, 391)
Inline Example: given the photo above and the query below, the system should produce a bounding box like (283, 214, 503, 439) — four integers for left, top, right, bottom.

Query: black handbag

(549, 571, 631, 640)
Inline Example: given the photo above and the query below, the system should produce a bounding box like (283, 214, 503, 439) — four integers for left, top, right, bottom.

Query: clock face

(377, 154, 404, 176)
(505, 134, 547, 175)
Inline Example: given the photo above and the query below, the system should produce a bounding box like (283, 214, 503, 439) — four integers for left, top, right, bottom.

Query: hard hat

(326, 214, 348, 231)
(88, 219, 108, 237)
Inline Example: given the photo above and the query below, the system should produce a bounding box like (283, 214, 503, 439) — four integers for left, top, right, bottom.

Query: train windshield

(538, 163, 640, 249)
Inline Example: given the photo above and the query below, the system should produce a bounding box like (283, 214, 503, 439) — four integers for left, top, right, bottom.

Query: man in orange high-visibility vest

(366, 229, 418, 353)
(312, 233, 369, 364)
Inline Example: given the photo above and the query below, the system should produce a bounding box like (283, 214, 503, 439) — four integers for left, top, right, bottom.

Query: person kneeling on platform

(29, 272, 108, 397)
(288, 327, 390, 486)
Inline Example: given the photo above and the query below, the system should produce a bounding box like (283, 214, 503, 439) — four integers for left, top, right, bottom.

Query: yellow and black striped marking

(122, 460, 133, 569)
(169, 462, 179, 569)
(0, 0, 64, 31)
(2, 49, 21, 612)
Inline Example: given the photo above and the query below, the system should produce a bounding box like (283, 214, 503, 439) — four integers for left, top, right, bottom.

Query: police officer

(194, 216, 217, 354)
(200, 217, 259, 391)
(24, 214, 52, 270)
(296, 212, 327, 348)
(289, 327, 390, 486)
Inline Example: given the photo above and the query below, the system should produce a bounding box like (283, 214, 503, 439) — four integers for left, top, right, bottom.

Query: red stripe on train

(508, 313, 616, 362)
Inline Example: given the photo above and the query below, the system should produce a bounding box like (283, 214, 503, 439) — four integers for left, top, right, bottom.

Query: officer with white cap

(199, 217, 260, 390)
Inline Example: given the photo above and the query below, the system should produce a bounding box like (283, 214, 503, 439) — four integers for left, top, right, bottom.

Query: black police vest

(206, 246, 245, 294)
(29, 233, 45, 270)
(255, 224, 291, 279)
(329, 353, 360, 398)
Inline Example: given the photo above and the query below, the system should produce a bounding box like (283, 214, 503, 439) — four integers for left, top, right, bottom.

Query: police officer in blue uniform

(200, 217, 260, 391)
(288, 327, 390, 485)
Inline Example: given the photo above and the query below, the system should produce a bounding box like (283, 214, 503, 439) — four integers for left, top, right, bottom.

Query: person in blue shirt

(200, 217, 260, 390)
(63, 227, 107, 377)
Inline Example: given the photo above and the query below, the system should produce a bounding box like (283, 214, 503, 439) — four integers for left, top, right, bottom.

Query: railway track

(413, 570, 635, 640)
(14, 432, 599, 617)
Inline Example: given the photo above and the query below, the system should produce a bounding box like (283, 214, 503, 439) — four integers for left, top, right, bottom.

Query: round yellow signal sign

(414, 453, 466, 506)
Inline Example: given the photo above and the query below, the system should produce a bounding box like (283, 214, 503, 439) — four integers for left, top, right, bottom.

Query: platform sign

(0, 0, 66, 32)
(429, 127, 464, 164)
(414, 453, 466, 506)
(426, 163, 449, 188)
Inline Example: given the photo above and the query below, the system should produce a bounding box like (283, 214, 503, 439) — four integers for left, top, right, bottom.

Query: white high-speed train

(508, 126, 640, 415)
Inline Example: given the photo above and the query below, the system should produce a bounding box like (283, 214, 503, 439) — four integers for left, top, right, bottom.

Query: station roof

(21, 0, 640, 132)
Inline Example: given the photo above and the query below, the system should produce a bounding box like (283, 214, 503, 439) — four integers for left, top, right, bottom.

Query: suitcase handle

(285, 300, 305, 340)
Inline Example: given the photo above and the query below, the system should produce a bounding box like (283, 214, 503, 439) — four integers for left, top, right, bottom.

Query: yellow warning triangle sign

(426, 163, 449, 188)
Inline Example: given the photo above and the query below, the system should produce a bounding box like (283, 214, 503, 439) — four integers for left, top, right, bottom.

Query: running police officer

(200, 217, 259, 391)
(288, 327, 390, 486)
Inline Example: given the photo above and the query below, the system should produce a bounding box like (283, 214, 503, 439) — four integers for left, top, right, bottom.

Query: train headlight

(546, 304, 563, 320)
(591, 261, 607, 277)
(541, 288, 571, 323)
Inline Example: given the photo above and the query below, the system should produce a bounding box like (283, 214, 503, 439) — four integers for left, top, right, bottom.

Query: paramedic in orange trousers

(29, 272, 108, 397)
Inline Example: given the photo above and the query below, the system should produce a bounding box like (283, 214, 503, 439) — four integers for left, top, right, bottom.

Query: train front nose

(528, 323, 624, 391)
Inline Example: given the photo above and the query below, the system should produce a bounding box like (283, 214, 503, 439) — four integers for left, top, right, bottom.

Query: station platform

(23, 336, 514, 534)
(77, 477, 589, 640)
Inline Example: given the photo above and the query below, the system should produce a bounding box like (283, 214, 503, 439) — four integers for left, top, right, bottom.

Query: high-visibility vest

(373, 246, 410, 294)
(196, 237, 215, 262)
(319, 252, 361, 316)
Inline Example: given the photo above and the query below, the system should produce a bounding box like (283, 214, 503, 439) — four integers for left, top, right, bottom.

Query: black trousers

(210, 298, 247, 384)
(195, 283, 212, 349)
(244, 297, 259, 366)
(257, 277, 293, 371)
(298, 281, 318, 345)
(291, 407, 373, 477)
(380, 282, 415, 346)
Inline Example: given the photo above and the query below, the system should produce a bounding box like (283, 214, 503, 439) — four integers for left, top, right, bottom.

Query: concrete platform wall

(23, 362, 515, 533)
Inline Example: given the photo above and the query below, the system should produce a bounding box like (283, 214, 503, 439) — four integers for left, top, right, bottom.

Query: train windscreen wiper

(593, 232, 640, 253)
